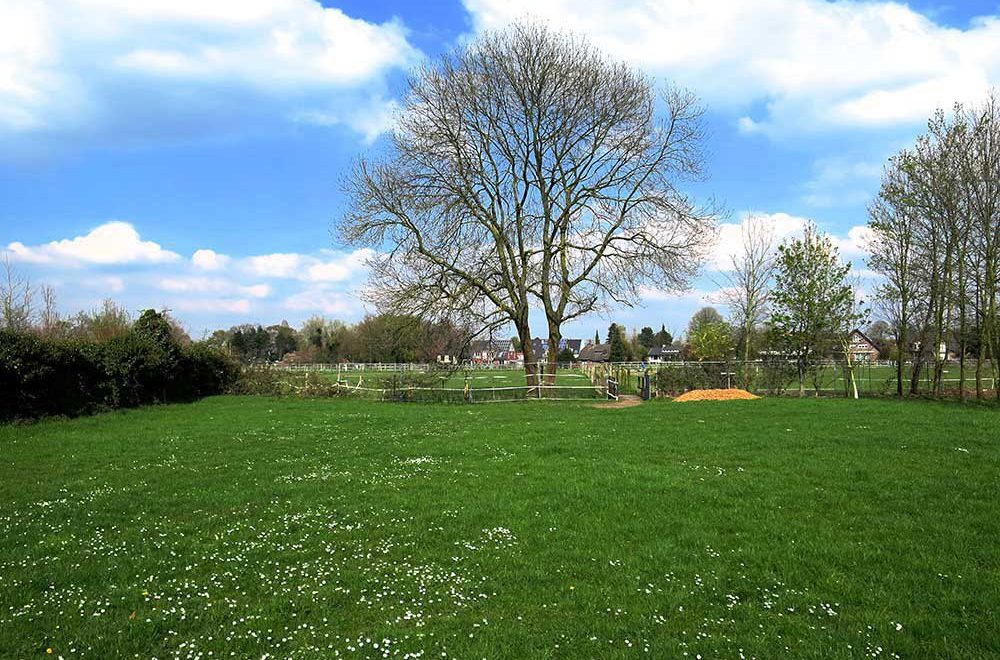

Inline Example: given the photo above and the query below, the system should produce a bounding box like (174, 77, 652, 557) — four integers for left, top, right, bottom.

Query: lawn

(1, 396, 998, 658)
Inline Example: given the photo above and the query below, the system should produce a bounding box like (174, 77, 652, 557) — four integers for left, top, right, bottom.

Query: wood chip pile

(673, 388, 760, 402)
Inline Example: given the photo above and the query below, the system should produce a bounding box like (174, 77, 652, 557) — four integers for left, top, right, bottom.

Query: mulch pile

(673, 388, 760, 402)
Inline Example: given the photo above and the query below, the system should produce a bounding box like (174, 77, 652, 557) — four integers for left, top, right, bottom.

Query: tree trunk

(843, 348, 859, 400)
(515, 319, 537, 389)
(545, 323, 561, 391)
(896, 322, 907, 398)
(797, 358, 805, 398)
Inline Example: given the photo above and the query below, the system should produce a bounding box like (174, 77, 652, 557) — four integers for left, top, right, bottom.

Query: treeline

(602, 323, 673, 361)
(206, 314, 472, 365)
(868, 93, 1000, 400)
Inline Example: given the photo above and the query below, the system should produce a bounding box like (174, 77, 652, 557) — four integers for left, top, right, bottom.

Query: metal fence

(254, 358, 997, 402)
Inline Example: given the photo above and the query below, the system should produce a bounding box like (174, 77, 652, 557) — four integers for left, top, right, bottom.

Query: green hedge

(0, 313, 238, 421)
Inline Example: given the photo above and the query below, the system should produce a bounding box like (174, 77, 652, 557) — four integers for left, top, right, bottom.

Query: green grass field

(2, 396, 998, 658)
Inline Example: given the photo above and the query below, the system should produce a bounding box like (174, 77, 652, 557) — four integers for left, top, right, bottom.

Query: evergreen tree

(653, 324, 673, 347)
(638, 326, 655, 348)
(607, 323, 627, 362)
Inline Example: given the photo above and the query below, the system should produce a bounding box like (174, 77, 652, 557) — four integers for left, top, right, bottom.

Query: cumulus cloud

(191, 249, 230, 271)
(711, 211, 872, 271)
(0, 0, 420, 141)
(4, 221, 180, 265)
(245, 253, 302, 278)
(462, 0, 1000, 134)
(243, 248, 373, 283)
(711, 212, 808, 269)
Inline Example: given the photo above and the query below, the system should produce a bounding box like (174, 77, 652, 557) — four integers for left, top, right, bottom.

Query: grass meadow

(1, 396, 998, 658)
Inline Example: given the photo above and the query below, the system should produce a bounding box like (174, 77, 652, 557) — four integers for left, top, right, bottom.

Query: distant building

(578, 342, 611, 362)
(530, 337, 583, 359)
(845, 329, 880, 362)
(469, 339, 522, 364)
(647, 343, 684, 363)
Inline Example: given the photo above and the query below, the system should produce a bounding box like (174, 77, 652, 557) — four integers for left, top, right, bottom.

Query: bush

(0, 315, 239, 422)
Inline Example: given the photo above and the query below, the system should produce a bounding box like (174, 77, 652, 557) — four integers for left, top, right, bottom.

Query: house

(578, 342, 611, 362)
(908, 340, 956, 361)
(469, 339, 523, 364)
(647, 343, 684, 363)
(530, 337, 584, 359)
(845, 329, 880, 362)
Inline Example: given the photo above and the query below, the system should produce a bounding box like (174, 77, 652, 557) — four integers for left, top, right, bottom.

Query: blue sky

(3, 0, 1000, 340)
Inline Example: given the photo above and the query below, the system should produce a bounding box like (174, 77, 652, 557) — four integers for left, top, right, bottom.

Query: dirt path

(591, 394, 642, 409)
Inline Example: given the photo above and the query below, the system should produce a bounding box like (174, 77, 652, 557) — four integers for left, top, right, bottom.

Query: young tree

(770, 223, 860, 397)
(717, 214, 776, 368)
(340, 21, 715, 389)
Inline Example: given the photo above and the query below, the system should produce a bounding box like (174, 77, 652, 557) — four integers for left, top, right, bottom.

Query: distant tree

(687, 307, 724, 338)
(267, 322, 299, 361)
(637, 326, 656, 349)
(865, 320, 893, 359)
(607, 323, 627, 362)
(653, 324, 673, 347)
(594, 330, 600, 344)
(688, 321, 733, 361)
(70, 299, 132, 342)
(354, 314, 426, 363)
(557, 346, 575, 362)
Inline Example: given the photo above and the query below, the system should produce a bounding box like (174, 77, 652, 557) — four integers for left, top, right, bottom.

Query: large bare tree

(340, 22, 715, 387)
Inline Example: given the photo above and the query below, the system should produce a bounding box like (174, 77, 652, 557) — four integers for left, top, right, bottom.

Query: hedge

(0, 313, 239, 421)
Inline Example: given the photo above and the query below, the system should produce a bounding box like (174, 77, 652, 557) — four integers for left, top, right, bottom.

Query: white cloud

(5, 221, 180, 265)
(832, 225, 876, 260)
(284, 289, 359, 315)
(245, 253, 302, 278)
(191, 249, 230, 271)
(712, 212, 873, 269)
(712, 212, 808, 269)
(304, 249, 374, 283)
(462, 0, 1000, 134)
(171, 297, 252, 314)
(157, 276, 271, 298)
(243, 248, 373, 283)
(801, 156, 885, 208)
(0, 0, 420, 140)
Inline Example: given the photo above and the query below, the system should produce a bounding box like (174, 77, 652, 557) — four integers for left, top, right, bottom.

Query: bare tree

(340, 22, 715, 387)
(38, 285, 61, 338)
(1, 254, 34, 332)
(869, 156, 920, 397)
(717, 215, 775, 375)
